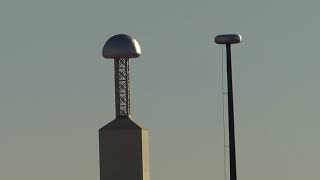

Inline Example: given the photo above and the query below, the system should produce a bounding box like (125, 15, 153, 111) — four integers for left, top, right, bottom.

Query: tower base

(99, 117, 150, 180)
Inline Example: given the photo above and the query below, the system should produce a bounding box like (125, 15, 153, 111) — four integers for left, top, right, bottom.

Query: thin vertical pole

(226, 44, 237, 180)
(114, 58, 120, 117)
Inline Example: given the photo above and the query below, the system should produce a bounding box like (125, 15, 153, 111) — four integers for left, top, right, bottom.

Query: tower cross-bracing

(114, 57, 131, 117)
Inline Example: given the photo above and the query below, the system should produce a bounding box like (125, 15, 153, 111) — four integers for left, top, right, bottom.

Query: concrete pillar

(99, 117, 150, 180)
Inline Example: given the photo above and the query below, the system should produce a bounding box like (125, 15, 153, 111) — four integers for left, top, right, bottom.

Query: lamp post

(215, 34, 242, 180)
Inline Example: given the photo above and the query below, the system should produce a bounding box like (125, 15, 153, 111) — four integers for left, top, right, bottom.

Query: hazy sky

(1, 0, 320, 180)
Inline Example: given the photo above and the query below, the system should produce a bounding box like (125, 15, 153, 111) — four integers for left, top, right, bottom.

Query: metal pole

(226, 44, 237, 180)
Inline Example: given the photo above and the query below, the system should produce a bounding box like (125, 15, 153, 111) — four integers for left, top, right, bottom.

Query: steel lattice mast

(102, 34, 141, 117)
(215, 34, 242, 180)
(114, 57, 131, 117)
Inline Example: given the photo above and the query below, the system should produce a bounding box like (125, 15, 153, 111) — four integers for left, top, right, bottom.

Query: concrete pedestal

(99, 117, 150, 180)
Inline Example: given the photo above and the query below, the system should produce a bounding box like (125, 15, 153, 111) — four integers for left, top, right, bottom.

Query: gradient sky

(1, 0, 320, 180)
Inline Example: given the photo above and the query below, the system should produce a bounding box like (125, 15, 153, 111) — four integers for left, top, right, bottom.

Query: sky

(1, 0, 320, 180)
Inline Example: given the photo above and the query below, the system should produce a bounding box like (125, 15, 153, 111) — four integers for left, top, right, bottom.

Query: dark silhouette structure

(215, 34, 242, 180)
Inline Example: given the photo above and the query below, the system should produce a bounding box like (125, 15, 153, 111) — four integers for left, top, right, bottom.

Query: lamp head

(215, 34, 242, 44)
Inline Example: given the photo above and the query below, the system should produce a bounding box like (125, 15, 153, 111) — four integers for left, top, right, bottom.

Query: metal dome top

(215, 34, 242, 44)
(102, 34, 141, 59)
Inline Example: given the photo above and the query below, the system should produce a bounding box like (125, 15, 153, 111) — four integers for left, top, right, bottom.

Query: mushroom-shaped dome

(102, 34, 141, 59)
(215, 34, 242, 44)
